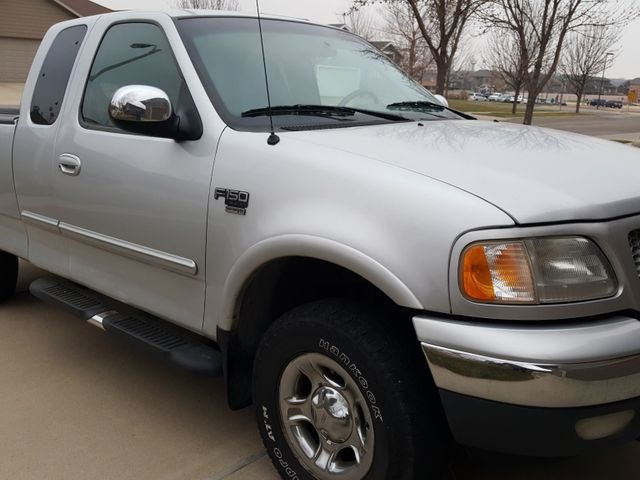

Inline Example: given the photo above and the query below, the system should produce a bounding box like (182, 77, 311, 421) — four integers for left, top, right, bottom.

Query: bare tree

(342, 9, 376, 40)
(381, 2, 433, 80)
(353, 0, 487, 95)
(446, 48, 474, 94)
(562, 25, 620, 113)
(176, 0, 239, 10)
(484, 0, 637, 125)
(485, 28, 533, 114)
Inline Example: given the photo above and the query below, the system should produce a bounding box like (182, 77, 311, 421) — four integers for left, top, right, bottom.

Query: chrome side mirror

(109, 85, 173, 123)
(433, 94, 449, 108)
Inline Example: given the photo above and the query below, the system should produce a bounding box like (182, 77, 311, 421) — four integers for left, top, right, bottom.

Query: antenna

(256, 0, 280, 146)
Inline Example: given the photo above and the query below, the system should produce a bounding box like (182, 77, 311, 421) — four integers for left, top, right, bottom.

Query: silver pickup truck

(2, 9, 640, 480)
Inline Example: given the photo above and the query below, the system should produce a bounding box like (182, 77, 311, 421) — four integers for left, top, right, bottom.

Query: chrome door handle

(58, 154, 82, 176)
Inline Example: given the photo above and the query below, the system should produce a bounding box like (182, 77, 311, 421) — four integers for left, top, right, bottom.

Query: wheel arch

(217, 234, 423, 409)
(220, 234, 422, 331)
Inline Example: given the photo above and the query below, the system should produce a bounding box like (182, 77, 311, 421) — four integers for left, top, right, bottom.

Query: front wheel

(0, 251, 18, 303)
(253, 300, 448, 480)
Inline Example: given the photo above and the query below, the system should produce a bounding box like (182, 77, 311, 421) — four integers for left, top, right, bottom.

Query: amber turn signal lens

(461, 242, 536, 303)
(462, 245, 496, 301)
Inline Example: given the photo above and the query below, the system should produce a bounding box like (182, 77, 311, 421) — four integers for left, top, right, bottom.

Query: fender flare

(219, 234, 423, 331)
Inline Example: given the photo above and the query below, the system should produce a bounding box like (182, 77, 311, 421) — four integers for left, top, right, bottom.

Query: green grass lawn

(449, 99, 580, 118)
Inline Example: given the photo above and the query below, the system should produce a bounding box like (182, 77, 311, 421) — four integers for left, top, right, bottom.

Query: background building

(0, 0, 110, 83)
(630, 82, 640, 103)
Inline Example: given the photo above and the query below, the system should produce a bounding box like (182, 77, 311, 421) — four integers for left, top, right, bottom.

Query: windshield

(178, 17, 462, 131)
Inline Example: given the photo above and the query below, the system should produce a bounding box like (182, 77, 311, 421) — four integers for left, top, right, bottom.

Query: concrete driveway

(2, 262, 640, 480)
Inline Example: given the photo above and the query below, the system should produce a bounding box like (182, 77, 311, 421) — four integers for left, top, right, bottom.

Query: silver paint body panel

(205, 128, 513, 335)
(301, 120, 640, 224)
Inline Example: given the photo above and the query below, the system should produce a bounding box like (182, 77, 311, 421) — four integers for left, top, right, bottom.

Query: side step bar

(30, 277, 222, 375)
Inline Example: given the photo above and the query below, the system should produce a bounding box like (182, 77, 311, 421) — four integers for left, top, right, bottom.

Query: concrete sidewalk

(1, 263, 640, 479)
(603, 132, 640, 147)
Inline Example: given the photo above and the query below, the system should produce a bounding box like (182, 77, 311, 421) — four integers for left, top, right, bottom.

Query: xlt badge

(214, 188, 250, 216)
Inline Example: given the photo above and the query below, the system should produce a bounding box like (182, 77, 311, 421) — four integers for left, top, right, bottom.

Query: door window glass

(82, 22, 183, 129)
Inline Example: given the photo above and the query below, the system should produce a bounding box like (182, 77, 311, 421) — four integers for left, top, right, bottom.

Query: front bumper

(413, 314, 640, 455)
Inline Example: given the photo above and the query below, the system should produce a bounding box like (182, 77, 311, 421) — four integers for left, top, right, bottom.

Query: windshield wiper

(386, 100, 446, 112)
(242, 104, 408, 121)
(388, 100, 477, 120)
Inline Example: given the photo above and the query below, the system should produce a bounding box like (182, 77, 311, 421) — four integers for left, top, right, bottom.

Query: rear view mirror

(108, 84, 203, 141)
(109, 85, 173, 123)
(433, 94, 449, 108)
(109, 84, 202, 141)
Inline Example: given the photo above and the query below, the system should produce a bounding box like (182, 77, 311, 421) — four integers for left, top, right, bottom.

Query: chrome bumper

(413, 314, 640, 408)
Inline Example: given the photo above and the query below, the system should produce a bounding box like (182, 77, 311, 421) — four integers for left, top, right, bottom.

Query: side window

(82, 23, 183, 129)
(30, 25, 87, 125)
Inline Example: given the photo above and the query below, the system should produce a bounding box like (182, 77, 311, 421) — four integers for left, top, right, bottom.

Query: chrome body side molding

(59, 222, 198, 275)
(21, 210, 198, 276)
(21, 211, 60, 231)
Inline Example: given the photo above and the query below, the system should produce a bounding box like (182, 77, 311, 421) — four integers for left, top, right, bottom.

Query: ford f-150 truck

(2, 9, 640, 480)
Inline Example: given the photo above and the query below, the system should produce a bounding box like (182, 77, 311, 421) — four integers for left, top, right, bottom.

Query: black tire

(0, 251, 18, 303)
(253, 299, 448, 480)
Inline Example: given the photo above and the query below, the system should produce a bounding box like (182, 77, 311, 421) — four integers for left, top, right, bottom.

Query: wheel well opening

(222, 256, 403, 409)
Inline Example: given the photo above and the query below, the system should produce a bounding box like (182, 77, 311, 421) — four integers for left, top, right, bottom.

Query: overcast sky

(96, 0, 639, 79)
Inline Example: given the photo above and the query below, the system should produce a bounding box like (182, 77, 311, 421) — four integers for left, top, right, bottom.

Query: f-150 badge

(214, 188, 250, 216)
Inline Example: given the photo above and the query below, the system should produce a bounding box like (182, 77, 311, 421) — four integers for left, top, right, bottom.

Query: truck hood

(295, 120, 640, 224)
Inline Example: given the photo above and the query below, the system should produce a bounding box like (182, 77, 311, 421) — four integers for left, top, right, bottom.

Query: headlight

(461, 237, 617, 304)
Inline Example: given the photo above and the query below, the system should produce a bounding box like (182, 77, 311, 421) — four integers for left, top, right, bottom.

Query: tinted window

(82, 23, 183, 129)
(30, 25, 87, 125)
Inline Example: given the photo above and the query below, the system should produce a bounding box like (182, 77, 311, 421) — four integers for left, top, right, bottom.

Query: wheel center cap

(311, 386, 353, 443)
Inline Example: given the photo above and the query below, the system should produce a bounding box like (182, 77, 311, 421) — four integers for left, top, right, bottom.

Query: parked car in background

(501, 95, 524, 103)
(606, 100, 623, 109)
(590, 99, 607, 107)
(488, 93, 502, 102)
(468, 92, 487, 101)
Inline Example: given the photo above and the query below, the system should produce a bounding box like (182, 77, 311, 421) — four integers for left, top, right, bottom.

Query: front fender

(203, 128, 514, 338)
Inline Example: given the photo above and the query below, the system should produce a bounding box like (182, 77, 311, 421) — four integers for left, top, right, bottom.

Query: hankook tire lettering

(319, 338, 384, 422)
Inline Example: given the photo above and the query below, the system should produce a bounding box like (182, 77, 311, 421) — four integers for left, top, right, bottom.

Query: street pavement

(502, 107, 640, 142)
(2, 262, 640, 479)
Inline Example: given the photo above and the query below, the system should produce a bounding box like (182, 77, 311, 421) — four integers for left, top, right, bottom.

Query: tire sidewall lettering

(261, 406, 301, 479)
(318, 337, 384, 423)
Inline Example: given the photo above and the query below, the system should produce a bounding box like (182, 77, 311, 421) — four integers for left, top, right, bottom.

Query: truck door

(13, 24, 89, 273)
(52, 19, 218, 332)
